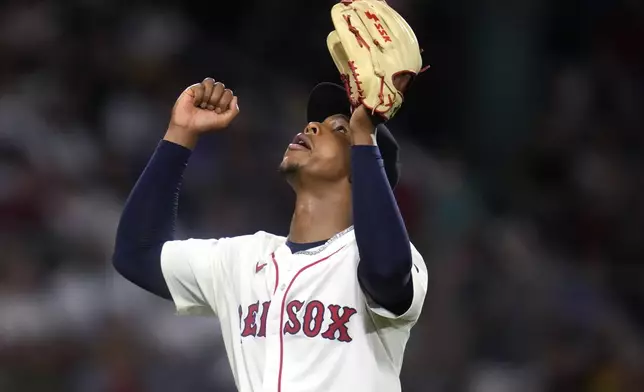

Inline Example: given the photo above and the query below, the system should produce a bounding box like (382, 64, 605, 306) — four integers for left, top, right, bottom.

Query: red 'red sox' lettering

(303, 300, 325, 337)
(321, 305, 357, 342)
(240, 300, 357, 342)
(241, 301, 260, 337)
(283, 300, 304, 335)
(257, 301, 271, 337)
(364, 11, 392, 43)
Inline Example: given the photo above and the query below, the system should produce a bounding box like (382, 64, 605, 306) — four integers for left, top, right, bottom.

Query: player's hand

(349, 105, 376, 146)
(165, 78, 240, 149)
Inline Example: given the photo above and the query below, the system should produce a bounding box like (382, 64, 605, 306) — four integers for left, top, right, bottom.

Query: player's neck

(288, 188, 352, 244)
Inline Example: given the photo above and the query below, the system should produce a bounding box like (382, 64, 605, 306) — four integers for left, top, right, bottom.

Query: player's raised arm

(347, 104, 416, 317)
(112, 78, 239, 299)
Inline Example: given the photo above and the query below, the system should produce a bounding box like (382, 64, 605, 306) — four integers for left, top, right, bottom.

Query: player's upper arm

(366, 243, 428, 324)
(161, 238, 223, 316)
(160, 231, 282, 317)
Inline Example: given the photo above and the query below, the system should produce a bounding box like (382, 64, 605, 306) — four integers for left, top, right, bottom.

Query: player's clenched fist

(165, 78, 240, 149)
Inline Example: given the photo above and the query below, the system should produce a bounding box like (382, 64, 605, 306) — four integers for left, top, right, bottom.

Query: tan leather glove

(327, 0, 428, 121)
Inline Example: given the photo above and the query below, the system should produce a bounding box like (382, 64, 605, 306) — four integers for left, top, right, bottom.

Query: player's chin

(280, 154, 301, 170)
(278, 158, 302, 177)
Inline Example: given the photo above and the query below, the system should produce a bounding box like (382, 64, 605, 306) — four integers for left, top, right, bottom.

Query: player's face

(279, 114, 352, 185)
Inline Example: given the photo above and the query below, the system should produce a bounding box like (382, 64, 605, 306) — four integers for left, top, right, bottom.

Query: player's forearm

(351, 145, 413, 314)
(112, 139, 191, 299)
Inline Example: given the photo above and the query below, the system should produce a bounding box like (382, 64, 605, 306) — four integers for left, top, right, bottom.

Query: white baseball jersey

(161, 226, 427, 392)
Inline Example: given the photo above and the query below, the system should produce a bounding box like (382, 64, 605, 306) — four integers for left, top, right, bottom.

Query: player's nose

(303, 122, 320, 136)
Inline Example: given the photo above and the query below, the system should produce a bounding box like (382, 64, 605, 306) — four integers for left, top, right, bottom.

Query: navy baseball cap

(306, 82, 401, 189)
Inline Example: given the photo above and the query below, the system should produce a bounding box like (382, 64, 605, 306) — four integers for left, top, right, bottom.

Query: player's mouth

(288, 133, 312, 151)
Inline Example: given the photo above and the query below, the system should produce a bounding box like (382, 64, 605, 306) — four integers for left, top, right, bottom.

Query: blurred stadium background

(1, 0, 643, 391)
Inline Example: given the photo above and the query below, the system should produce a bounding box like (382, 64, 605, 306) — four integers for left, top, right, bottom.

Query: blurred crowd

(0, 0, 642, 391)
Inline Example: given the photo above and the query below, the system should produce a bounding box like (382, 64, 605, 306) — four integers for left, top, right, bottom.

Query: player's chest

(246, 242, 360, 301)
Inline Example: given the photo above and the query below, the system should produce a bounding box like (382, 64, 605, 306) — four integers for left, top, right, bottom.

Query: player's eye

(334, 126, 348, 134)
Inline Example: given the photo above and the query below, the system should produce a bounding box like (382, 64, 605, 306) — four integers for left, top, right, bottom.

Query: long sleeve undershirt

(350, 145, 413, 314)
(112, 140, 190, 300)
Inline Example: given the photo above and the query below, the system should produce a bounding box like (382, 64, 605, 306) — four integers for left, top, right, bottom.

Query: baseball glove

(327, 0, 427, 121)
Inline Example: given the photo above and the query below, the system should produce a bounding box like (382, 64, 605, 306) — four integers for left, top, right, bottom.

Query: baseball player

(113, 1, 427, 391)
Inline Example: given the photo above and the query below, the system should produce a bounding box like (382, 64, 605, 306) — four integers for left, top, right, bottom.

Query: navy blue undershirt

(113, 140, 413, 314)
(286, 239, 328, 254)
